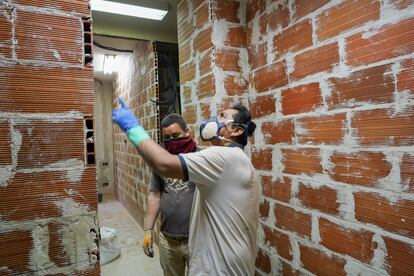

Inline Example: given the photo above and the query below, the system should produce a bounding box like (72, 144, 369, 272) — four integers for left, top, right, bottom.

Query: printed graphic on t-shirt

(163, 177, 190, 193)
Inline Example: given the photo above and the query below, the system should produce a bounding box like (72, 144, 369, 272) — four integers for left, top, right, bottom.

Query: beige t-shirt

(179, 146, 259, 276)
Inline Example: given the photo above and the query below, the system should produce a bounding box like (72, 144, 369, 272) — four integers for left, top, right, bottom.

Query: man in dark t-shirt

(143, 113, 198, 276)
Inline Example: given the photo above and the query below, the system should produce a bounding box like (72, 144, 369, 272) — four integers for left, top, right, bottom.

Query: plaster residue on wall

(0, 165, 15, 187)
(29, 199, 98, 275)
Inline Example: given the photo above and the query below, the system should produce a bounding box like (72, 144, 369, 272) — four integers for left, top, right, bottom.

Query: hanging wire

(151, 54, 178, 118)
(93, 41, 133, 53)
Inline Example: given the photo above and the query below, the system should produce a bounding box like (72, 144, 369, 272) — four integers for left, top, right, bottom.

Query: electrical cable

(93, 41, 133, 53)
(152, 53, 178, 118)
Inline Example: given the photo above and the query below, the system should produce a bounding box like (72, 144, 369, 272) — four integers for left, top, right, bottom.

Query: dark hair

(231, 103, 256, 146)
(160, 113, 187, 131)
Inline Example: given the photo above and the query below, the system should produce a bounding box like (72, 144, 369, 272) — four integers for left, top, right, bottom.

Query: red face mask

(163, 136, 197, 154)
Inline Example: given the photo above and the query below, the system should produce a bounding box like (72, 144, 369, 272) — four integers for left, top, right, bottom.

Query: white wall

(94, 79, 115, 197)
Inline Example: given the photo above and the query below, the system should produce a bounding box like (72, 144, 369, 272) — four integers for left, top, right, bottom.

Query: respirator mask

(199, 116, 234, 141)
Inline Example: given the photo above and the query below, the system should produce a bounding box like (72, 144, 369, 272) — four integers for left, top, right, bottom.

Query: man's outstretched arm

(137, 139, 184, 179)
(112, 96, 185, 180)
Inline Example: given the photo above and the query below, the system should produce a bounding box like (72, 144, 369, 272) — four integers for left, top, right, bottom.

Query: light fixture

(103, 54, 116, 75)
(91, 0, 168, 21)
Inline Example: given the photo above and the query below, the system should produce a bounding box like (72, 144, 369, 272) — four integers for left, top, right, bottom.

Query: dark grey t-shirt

(150, 168, 196, 240)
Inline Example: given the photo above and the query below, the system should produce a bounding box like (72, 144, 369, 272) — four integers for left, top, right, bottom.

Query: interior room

(0, 0, 413, 275)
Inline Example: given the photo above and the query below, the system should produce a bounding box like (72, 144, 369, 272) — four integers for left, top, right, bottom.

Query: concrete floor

(98, 196, 163, 276)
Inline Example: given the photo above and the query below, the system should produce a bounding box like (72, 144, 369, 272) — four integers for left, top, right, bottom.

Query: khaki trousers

(159, 232, 189, 276)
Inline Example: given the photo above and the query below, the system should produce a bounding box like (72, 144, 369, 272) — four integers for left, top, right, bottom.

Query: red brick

(260, 4, 289, 36)
(401, 153, 414, 192)
(355, 192, 414, 238)
(282, 148, 323, 175)
(296, 113, 347, 145)
(328, 64, 394, 110)
(329, 151, 392, 187)
(216, 97, 241, 111)
(300, 244, 346, 276)
(215, 48, 240, 71)
(15, 120, 84, 168)
(14, 0, 90, 15)
(262, 119, 295, 144)
(182, 86, 192, 105)
(398, 58, 414, 94)
(320, 218, 374, 262)
(194, 2, 209, 29)
(48, 222, 70, 266)
(261, 176, 292, 203)
(196, 73, 215, 99)
(294, 0, 330, 20)
(266, 3, 290, 32)
(298, 184, 340, 215)
(255, 249, 272, 273)
(214, 0, 240, 23)
(0, 65, 93, 113)
(274, 20, 313, 57)
(263, 225, 293, 260)
(0, 168, 96, 221)
(389, 0, 414, 10)
(15, 11, 82, 64)
(182, 104, 197, 124)
(191, 0, 204, 10)
(179, 42, 191, 66)
(249, 95, 275, 118)
(0, 230, 33, 274)
(225, 26, 246, 48)
(0, 7, 12, 59)
(383, 236, 414, 276)
(251, 147, 272, 171)
(274, 204, 311, 238)
(346, 17, 414, 66)
(281, 83, 322, 115)
(199, 49, 212, 76)
(224, 74, 247, 96)
(178, 4, 193, 44)
(317, 0, 380, 41)
(248, 43, 267, 71)
(247, 0, 266, 23)
(193, 27, 212, 53)
(180, 61, 196, 84)
(259, 199, 270, 220)
(281, 260, 300, 276)
(0, 120, 11, 165)
(292, 42, 339, 80)
(200, 103, 210, 118)
(253, 61, 288, 92)
(178, 0, 189, 23)
(351, 107, 414, 146)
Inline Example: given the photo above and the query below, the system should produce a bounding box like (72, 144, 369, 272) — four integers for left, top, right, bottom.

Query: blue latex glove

(112, 96, 139, 133)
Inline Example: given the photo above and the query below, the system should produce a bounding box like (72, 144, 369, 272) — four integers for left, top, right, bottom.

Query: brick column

(0, 1, 98, 274)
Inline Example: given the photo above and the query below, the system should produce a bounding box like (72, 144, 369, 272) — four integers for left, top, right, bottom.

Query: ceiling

(92, 0, 178, 43)
(92, 0, 178, 81)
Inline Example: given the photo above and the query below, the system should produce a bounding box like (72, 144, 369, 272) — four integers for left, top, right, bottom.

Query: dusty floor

(98, 196, 163, 276)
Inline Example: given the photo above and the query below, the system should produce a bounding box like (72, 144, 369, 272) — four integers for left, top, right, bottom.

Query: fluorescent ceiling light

(91, 0, 168, 21)
(103, 54, 116, 75)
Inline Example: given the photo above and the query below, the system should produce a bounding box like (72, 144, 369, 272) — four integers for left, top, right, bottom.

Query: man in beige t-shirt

(179, 145, 258, 275)
(113, 99, 259, 275)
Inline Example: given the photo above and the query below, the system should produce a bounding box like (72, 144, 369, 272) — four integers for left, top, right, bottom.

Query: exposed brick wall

(247, 0, 414, 275)
(112, 41, 159, 227)
(178, 0, 249, 144)
(0, 1, 98, 275)
(177, 0, 414, 275)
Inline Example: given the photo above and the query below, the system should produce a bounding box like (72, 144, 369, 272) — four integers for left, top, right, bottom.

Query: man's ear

(184, 128, 190, 137)
(229, 126, 244, 137)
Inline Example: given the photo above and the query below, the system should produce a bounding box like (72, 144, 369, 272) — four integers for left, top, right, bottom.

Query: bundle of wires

(94, 41, 177, 118)
(151, 54, 178, 118)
